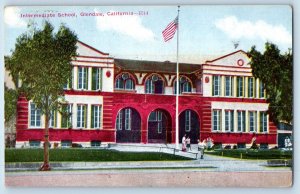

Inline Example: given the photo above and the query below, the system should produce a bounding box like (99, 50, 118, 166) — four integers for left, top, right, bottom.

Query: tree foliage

(248, 42, 293, 124)
(5, 21, 78, 170)
(6, 21, 78, 115)
(4, 85, 18, 122)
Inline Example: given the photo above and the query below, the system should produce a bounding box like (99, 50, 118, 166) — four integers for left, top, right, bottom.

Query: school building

(15, 41, 277, 148)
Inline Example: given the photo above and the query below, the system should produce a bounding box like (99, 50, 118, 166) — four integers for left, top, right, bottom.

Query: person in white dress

(182, 134, 187, 151)
(198, 139, 205, 159)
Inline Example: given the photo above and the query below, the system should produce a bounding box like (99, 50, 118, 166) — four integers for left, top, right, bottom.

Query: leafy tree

(4, 85, 18, 123)
(248, 42, 292, 125)
(5, 21, 78, 170)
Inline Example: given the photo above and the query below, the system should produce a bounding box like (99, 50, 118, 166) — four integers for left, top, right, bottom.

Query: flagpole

(175, 5, 180, 149)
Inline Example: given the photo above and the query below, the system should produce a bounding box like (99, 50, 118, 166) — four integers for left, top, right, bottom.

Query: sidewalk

(5, 144, 292, 172)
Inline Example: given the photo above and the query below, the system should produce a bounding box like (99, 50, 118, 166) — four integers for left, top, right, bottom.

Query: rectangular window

(125, 108, 131, 130)
(157, 111, 162, 133)
(61, 104, 72, 128)
(225, 110, 234, 132)
(49, 110, 57, 128)
(260, 112, 268, 132)
(30, 103, 41, 127)
(61, 140, 72, 148)
(237, 77, 244, 97)
(91, 105, 102, 129)
(91, 141, 101, 147)
(225, 76, 233, 97)
(63, 68, 73, 90)
(77, 104, 87, 128)
(259, 81, 265, 98)
(212, 110, 221, 131)
(116, 111, 122, 130)
(29, 140, 41, 148)
(249, 111, 257, 132)
(248, 77, 255, 98)
(237, 111, 246, 132)
(92, 68, 101, 90)
(237, 143, 246, 149)
(78, 67, 88, 90)
(213, 76, 221, 96)
(185, 110, 191, 132)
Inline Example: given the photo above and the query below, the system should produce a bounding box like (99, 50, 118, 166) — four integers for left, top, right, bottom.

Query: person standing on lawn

(198, 139, 205, 159)
(186, 136, 191, 151)
(182, 134, 187, 152)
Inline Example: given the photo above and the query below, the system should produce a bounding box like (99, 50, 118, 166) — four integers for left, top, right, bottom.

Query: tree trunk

(39, 113, 51, 171)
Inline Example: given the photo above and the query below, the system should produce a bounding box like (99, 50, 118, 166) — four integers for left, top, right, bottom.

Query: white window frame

(29, 102, 41, 128)
(212, 110, 221, 131)
(237, 77, 244, 97)
(185, 110, 191, 132)
(78, 67, 88, 90)
(125, 78, 134, 90)
(116, 110, 123, 130)
(213, 75, 221, 96)
(115, 76, 124, 89)
(76, 104, 87, 128)
(248, 77, 254, 98)
(91, 105, 102, 129)
(225, 76, 233, 97)
(145, 79, 154, 94)
(260, 112, 268, 133)
(157, 111, 163, 133)
(237, 111, 246, 132)
(249, 111, 257, 132)
(183, 82, 191, 93)
(225, 110, 234, 132)
(125, 108, 132, 130)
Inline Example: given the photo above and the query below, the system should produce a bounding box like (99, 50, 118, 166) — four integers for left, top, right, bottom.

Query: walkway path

(5, 144, 291, 172)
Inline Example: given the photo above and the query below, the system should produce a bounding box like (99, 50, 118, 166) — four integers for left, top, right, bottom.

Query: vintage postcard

(4, 5, 293, 187)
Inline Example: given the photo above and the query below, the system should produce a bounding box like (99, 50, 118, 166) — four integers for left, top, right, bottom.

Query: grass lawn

(206, 149, 292, 160)
(5, 148, 192, 163)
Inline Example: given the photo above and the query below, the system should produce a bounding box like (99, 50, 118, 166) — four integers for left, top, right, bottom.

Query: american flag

(162, 16, 178, 42)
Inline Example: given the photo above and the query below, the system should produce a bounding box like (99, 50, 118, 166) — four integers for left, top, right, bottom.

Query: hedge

(5, 148, 191, 162)
(207, 149, 292, 159)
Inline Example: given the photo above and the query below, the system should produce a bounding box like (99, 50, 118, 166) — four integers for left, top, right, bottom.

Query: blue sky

(4, 5, 292, 63)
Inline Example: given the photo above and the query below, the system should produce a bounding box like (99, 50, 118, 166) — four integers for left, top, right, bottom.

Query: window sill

(114, 89, 137, 93)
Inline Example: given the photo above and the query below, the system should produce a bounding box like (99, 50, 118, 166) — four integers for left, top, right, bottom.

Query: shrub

(5, 148, 192, 162)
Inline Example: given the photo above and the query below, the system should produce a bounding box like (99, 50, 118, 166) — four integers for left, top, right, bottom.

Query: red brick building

(15, 41, 277, 148)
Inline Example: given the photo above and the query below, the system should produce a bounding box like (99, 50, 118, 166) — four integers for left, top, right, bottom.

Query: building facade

(15, 41, 277, 148)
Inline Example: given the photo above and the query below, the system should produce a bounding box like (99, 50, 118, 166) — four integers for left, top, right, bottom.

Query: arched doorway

(148, 109, 172, 143)
(116, 107, 141, 143)
(179, 110, 200, 144)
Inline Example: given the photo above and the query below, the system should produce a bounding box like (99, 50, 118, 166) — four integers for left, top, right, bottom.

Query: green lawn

(206, 149, 292, 160)
(5, 148, 192, 163)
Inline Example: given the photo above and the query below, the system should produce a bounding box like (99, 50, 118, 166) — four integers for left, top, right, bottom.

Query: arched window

(183, 82, 192, 93)
(125, 78, 134, 90)
(114, 73, 135, 90)
(145, 74, 164, 94)
(173, 76, 192, 94)
(115, 77, 124, 89)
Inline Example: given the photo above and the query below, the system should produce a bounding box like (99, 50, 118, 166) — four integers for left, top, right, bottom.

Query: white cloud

(5, 7, 27, 28)
(215, 16, 292, 45)
(95, 10, 154, 42)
